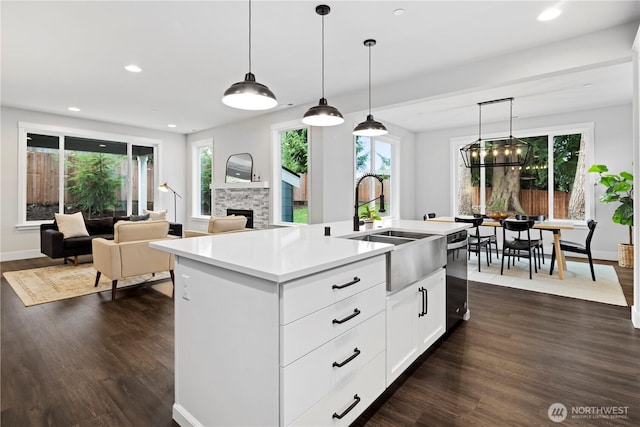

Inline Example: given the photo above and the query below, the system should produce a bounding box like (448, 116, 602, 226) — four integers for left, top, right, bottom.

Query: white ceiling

(2, 1, 639, 134)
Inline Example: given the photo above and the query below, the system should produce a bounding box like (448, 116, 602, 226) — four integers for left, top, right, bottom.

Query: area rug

(468, 259, 627, 306)
(2, 263, 172, 307)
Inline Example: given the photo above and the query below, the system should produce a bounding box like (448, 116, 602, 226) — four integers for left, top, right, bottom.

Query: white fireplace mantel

(210, 181, 270, 190)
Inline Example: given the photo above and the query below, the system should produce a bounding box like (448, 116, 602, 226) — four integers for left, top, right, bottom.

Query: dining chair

(550, 219, 598, 281)
(501, 219, 538, 279)
(454, 216, 492, 272)
(515, 214, 546, 265)
(474, 214, 499, 259)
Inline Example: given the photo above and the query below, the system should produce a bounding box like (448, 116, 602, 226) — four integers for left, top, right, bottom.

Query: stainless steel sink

(372, 230, 434, 240)
(347, 234, 415, 246)
(342, 229, 446, 292)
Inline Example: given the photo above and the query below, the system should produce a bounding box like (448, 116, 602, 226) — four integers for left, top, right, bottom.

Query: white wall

(1, 107, 187, 261)
(186, 106, 417, 232)
(415, 103, 633, 261)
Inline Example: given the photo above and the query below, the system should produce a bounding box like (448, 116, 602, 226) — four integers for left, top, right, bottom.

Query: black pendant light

(353, 39, 387, 136)
(460, 97, 531, 168)
(302, 4, 344, 127)
(222, 0, 277, 110)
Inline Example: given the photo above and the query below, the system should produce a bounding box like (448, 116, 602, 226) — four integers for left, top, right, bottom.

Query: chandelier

(460, 97, 531, 168)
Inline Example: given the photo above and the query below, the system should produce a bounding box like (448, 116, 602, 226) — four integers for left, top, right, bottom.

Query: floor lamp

(158, 182, 181, 222)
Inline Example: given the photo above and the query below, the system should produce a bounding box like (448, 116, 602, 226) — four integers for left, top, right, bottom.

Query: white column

(137, 155, 148, 215)
(632, 26, 639, 329)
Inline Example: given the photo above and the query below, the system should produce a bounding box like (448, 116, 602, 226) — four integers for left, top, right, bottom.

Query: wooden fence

(356, 178, 390, 204)
(293, 173, 308, 203)
(471, 187, 571, 218)
(26, 151, 155, 205)
(291, 175, 391, 206)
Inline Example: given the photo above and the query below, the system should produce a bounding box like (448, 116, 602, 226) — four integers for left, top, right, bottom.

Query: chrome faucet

(353, 173, 386, 231)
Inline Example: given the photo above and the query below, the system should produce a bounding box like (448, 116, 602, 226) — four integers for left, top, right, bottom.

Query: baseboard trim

(1, 250, 45, 262)
(172, 403, 202, 427)
(632, 305, 640, 329)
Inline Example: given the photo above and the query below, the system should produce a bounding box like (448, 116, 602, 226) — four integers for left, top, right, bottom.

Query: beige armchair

(184, 215, 250, 237)
(92, 220, 176, 300)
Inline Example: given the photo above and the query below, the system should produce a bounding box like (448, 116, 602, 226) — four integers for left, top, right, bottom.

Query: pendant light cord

(509, 98, 513, 137)
(368, 43, 372, 114)
(478, 103, 482, 142)
(321, 13, 325, 98)
(248, 0, 252, 73)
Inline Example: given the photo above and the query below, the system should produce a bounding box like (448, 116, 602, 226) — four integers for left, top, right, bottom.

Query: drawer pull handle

(332, 308, 361, 324)
(332, 348, 361, 368)
(332, 394, 361, 420)
(332, 276, 361, 290)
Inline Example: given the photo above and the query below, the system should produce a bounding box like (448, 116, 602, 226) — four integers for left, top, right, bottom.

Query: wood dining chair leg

(111, 280, 118, 301)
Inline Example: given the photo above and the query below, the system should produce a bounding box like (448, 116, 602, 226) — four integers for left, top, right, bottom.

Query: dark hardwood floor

(1, 257, 637, 426)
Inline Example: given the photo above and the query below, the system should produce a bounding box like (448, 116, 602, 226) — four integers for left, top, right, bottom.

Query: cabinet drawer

(281, 255, 385, 325)
(281, 311, 385, 426)
(288, 351, 386, 427)
(281, 283, 385, 366)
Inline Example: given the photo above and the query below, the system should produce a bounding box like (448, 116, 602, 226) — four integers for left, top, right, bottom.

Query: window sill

(15, 223, 44, 231)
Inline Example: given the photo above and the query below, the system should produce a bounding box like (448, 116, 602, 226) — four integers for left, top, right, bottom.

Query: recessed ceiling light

(393, 8, 405, 16)
(537, 8, 561, 22)
(124, 64, 142, 73)
(68, 106, 80, 112)
(168, 124, 177, 128)
(99, 144, 107, 148)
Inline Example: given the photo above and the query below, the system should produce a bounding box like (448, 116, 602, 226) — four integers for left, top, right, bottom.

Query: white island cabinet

(151, 220, 470, 427)
(151, 224, 393, 427)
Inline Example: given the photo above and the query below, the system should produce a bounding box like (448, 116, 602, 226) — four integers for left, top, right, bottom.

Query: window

(274, 126, 309, 224)
(191, 140, 212, 217)
(355, 136, 393, 218)
(19, 123, 159, 226)
(453, 124, 593, 221)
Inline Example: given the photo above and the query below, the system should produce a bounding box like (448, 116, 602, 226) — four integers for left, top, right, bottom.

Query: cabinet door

(416, 269, 446, 353)
(385, 283, 420, 386)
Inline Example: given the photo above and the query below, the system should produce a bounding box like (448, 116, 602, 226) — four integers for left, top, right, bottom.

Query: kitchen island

(151, 219, 470, 426)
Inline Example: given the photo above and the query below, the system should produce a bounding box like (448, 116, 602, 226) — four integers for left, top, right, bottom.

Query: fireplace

(227, 209, 254, 229)
(213, 184, 269, 229)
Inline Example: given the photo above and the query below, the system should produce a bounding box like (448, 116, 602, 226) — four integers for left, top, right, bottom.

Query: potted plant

(360, 204, 382, 230)
(588, 164, 634, 268)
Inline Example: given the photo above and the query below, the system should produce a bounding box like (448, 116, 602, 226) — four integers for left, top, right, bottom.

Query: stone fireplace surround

(212, 183, 270, 230)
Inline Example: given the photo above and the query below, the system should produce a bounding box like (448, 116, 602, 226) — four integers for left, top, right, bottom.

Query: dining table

(428, 216, 575, 280)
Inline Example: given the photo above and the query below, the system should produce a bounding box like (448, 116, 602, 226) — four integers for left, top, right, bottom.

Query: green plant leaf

(620, 171, 634, 181)
(588, 164, 608, 173)
(612, 181, 632, 193)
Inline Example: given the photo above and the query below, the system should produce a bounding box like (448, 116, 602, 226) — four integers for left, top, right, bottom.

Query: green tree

(553, 134, 581, 191)
(67, 152, 120, 217)
(281, 129, 308, 173)
(376, 152, 390, 179)
(200, 148, 212, 215)
(355, 136, 370, 173)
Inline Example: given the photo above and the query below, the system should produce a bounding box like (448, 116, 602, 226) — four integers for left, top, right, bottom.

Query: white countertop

(151, 219, 470, 283)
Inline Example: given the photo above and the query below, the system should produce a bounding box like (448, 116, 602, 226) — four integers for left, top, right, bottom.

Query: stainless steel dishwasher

(446, 230, 468, 331)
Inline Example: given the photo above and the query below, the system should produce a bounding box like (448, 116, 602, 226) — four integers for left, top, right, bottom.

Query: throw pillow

(144, 209, 167, 221)
(208, 216, 247, 233)
(130, 213, 150, 221)
(54, 212, 90, 239)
